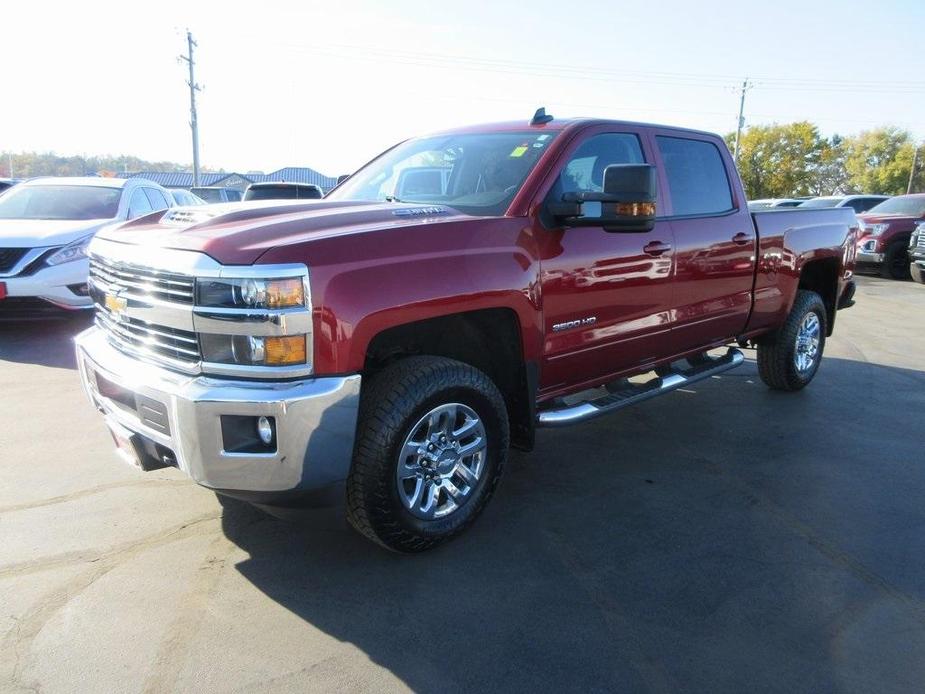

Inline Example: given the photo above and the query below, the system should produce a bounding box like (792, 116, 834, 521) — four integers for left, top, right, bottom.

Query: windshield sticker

(509, 145, 529, 158)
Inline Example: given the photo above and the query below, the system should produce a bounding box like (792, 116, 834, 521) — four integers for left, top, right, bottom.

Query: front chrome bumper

(856, 250, 884, 264)
(75, 326, 361, 499)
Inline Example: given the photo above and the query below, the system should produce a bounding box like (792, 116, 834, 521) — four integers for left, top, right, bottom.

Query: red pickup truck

(76, 111, 858, 552)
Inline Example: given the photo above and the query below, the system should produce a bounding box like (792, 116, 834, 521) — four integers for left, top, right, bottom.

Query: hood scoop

(161, 208, 220, 227)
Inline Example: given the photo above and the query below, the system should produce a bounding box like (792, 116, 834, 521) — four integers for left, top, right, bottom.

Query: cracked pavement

(1, 276, 924, 693)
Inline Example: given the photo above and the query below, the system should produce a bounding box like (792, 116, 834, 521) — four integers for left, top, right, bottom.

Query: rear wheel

(757, 290, 827, 391)
(346, 356, 509, 552)
(881, 241, 911, 280)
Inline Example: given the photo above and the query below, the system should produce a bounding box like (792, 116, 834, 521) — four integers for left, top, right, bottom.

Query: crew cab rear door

(650, 130, 756, 347)
(536, 127, 676, 393)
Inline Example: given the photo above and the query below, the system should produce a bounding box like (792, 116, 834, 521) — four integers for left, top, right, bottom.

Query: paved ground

(1, 276, 924, 694)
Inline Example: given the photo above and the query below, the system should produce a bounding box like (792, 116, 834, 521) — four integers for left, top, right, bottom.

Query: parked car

(747, 198, 802, 210)
(0, 178, 20, 195)
(798, 194, 889, 213)
(243, 182, 323, 201)
(0, 177, 173, 317)
(856, 194, 925, 279)
(190, 186, 243, 204)
(76, 112, 857, 551)
(910, 222, 925, 284)
(167, 188, 206, 206)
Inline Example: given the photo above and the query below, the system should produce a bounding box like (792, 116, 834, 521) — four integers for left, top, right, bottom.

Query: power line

(178, 30, 202, 187)
(270, 42, 925, 95)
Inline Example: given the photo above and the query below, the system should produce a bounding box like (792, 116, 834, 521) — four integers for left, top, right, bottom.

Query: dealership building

(119, 166, 338, 193)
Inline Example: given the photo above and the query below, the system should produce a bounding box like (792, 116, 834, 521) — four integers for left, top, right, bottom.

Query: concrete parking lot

(1, 276, 923, 693)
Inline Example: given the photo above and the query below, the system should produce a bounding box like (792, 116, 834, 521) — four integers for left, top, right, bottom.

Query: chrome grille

(89, 256, 195, 304)
(917, 234, 925, 250)
(95, 308, 201, 368)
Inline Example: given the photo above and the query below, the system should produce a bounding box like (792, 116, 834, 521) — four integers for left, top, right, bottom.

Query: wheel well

(799, 258, 839, 335)
(364, 309, 536, 451)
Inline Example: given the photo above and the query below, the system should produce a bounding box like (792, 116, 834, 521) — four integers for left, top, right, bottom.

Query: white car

(0, 177, 173, 315)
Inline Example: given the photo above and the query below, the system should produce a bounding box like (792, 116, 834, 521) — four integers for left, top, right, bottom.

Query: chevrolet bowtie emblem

(104, 292, 127, 317)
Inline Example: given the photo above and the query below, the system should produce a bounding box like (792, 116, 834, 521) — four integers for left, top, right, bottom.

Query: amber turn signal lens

(266, 278, 305, 309)
(264, 335, 307, 365)
(615, 202, 656, 217)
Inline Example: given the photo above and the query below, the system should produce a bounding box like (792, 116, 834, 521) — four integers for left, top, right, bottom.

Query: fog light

(257, 416, 274, 445)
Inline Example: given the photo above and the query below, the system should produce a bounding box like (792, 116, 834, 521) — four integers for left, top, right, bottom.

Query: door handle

(732, 232, 752, 246)
(643, 241, 672, 256)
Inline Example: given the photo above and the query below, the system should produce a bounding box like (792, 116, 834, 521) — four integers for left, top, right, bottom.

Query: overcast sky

(3, 0, 923, 176)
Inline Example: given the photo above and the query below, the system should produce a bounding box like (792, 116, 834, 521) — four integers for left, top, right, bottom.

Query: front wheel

(911, 262, 925, 284)
(346, 356, 509, 552)
(757, 290, 827, 391)
(881, 242, 911, 280)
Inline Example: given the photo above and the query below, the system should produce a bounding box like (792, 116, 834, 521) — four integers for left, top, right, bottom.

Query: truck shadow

(0, 314, 93, 369)
(216, 355, 925, 693)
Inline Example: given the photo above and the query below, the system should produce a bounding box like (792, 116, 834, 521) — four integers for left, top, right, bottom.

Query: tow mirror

(550, 163, 657, 232)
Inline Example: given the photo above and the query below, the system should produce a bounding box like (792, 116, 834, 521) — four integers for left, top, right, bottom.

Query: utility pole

(733, 78, 753, 162)
(907, 145, 919, 194)
(179, 30, 202, 187)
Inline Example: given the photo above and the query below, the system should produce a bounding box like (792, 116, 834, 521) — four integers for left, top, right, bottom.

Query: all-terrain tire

(346, 356, 509, 553)
(910, 262, 924, 284)
(757, 290, 827, 391)
(881, 241, 911, 280)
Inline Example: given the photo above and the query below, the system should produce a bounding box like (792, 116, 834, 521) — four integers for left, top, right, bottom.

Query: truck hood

(94, 200, 474, 265)
(0, 218, 116, 248)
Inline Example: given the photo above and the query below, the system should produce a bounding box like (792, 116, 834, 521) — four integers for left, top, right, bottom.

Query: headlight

(869, 223, 889, 236)
(200, 334, 307, 366)
(196, 277, 305, 309)
(45, 234, 93, 266)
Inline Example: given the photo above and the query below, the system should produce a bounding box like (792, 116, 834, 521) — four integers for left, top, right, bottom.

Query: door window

(128, 188, 153, 218)
(656, 136, 733, 216)
(143, 188, 169, 211)
(548, 133, 644, 217)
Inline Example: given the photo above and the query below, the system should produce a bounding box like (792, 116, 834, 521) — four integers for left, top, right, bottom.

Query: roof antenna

(531, 107, 554, 125)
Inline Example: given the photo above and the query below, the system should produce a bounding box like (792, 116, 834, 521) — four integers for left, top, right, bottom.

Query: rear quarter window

(656, 136, 733, 216)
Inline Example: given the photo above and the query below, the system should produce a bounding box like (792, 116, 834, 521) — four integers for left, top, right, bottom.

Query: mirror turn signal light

(614, 202, 656, 217)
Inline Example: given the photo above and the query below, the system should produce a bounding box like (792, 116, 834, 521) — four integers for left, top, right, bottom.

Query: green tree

(842, 127, 921, 195)
(0, 150, 214, 179)
(726, 122, 832, 199)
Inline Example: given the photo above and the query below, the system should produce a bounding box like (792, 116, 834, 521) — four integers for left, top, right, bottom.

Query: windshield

(799, 197, 842, 208)
(866, 196, 925, 216)
(327, 131, 557, 215)
(0, 184, 122, 220)
(245, 185, 322, 201)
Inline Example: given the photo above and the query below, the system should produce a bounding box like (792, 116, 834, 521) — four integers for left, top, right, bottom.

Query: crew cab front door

(537, 130, 676, 395)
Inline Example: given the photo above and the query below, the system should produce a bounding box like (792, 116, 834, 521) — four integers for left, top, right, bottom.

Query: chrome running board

(536, 348, 744, 428)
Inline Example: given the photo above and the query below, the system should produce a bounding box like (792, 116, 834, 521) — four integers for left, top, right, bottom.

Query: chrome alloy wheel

(395, 403, 487, 520)
(794, 312, 821, 373)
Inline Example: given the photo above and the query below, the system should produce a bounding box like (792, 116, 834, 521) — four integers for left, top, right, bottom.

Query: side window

(128, 189, 153, 218)
(656, 136, 733, 216)
(144, 188, 169, 211)
(549, 133, 644, 217)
